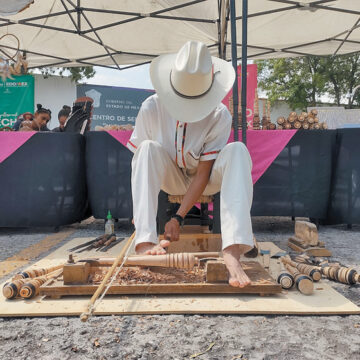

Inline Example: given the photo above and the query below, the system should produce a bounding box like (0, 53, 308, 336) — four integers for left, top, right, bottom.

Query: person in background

(12, 112, 34, 131)
(53, 105, 71, 132)
(30, 104, 51, 131)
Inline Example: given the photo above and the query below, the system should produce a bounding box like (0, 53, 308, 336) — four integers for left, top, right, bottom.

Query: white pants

(131, 140, 254, 250)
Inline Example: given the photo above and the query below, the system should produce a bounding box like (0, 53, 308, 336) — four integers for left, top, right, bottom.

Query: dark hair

(58, 105, 71, 119)
(36, 104, 52, 119)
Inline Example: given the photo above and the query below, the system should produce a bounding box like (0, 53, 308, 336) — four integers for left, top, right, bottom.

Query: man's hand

(164, 218, 180, 242)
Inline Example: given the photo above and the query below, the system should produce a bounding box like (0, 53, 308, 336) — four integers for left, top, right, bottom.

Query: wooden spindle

(19, 269, 63, 299)
(125, 253, 199, 269)
(282, 256, 321, 282)
(284, 263, 313, 295)
(3, 279, 27, 299)
(13, 264, 63, 280)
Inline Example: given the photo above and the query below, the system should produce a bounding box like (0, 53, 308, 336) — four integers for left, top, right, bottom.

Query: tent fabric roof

(0, 0, 360, 69)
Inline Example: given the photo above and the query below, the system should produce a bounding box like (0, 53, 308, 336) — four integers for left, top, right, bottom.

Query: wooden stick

(80, 231, 135, 322)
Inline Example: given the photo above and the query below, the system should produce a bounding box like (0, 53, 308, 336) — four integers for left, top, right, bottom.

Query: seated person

(18, 104, 51, 132)
(53, 105, 71, 132)
(12, 112, 34, 131)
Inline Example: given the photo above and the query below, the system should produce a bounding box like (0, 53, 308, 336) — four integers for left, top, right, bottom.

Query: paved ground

(0, 217, 359, 360)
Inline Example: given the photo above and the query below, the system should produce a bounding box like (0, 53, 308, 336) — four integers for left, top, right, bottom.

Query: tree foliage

(38, 66, 96, 83)
(256, 54, 360, 111)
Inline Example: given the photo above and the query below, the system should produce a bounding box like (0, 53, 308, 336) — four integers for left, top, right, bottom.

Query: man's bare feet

(223, 244, 252, 288)
(135, 240, 170, 255)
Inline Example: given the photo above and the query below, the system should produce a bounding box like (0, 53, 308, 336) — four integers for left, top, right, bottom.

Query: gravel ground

(0, 217, 359, 360)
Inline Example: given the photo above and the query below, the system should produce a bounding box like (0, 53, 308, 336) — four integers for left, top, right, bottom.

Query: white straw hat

(150, 40, 235, 123)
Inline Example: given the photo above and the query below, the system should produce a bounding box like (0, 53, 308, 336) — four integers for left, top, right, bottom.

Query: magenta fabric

(228, 130, 297, 184)
(107, 129, 297, 184)
(0, 132, 36, 163)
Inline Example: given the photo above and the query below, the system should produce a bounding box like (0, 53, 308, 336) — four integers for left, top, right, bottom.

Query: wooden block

(287, 239, 332, 257)
(288, 238, 306, 252)
(295, 221, 318, 246)
(288, 236, 308, 248)
(206, 261, 229, 283)
(63, 262, 90, 285)
(305, 248, 332, 257)
(163, 233, 222, 253)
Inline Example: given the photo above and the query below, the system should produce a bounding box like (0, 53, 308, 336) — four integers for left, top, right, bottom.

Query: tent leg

(241, 0, 248, 145)
(230, 0, 239, 142)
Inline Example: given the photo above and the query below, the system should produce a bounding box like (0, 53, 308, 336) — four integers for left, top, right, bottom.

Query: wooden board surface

(0, 236, 359, 317)
(39, 261, 281, 297)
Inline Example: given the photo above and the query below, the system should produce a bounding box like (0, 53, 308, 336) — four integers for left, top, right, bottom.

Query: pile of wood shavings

(90, 266, 205, 285)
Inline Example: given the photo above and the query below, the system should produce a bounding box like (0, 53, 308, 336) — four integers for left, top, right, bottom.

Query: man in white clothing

(127, 41, 254, 287)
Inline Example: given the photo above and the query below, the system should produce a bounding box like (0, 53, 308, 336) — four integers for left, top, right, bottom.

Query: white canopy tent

(1, 0, 360, 140)
(1, 1, 360, 68)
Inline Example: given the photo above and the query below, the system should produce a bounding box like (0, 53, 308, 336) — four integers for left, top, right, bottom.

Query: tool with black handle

(95, 234, 117, 252)
(100, 237, 125, 252)
(68, 234, 108, 252)
(77, 233, 116, 253)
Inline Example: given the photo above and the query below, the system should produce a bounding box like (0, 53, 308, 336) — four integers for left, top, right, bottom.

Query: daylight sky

(81, 64, 154, 90)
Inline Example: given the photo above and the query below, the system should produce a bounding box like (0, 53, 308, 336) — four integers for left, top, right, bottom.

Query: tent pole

(241, 0, 248, 145)
(230, 0, 239, 142)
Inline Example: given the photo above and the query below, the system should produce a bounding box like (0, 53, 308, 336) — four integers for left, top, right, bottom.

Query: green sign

(0, 75, 34, 128)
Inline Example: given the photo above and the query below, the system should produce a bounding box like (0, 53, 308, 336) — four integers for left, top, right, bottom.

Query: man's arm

(164, 159, 215, 242)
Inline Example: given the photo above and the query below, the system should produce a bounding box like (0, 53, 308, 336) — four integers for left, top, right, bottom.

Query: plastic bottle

(104, 210, 114, 235)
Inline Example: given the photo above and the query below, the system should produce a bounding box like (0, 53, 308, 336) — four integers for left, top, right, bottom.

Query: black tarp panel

(326, 129, 360, 225)
(85, 132, 133, 220)
(251, 130, 337, 220)
(0, 133, 87, 227)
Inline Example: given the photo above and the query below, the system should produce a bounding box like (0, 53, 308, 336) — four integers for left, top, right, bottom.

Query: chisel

(68, 234, 107, 252)
(100, 237, 125, 252)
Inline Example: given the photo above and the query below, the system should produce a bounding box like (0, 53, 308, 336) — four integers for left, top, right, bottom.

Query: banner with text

(0, 75, 34, 129)
(222, 64, 258, 129)
(77, 84, 155, 129)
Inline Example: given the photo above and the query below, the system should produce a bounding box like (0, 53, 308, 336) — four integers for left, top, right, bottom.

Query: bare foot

(223, 244, 252, 288)
(135, 240, 170, 255)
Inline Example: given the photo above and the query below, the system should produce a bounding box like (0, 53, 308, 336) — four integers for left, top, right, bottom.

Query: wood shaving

(89, 266, 205, 285)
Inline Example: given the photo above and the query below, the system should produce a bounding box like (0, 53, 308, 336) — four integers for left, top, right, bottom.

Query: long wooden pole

(80, 231, 135, 322)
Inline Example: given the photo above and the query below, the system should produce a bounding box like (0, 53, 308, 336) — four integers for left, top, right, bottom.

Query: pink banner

(0, 132, 36, 163)
(222, 64, 257, 129)
(107, 129, 297, 184)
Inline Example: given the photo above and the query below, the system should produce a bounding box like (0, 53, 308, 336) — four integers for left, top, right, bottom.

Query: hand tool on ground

(76, 233, 116, 253)
(80, 231, 136, 322)
(95, 234, 118, 252)
(99, 237, 125, 252)
(68, 234, 108, 252)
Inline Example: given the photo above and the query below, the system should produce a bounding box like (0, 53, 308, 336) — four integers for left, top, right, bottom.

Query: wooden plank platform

(39, 261, 281, 298)
(0, 235, 359, 317)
